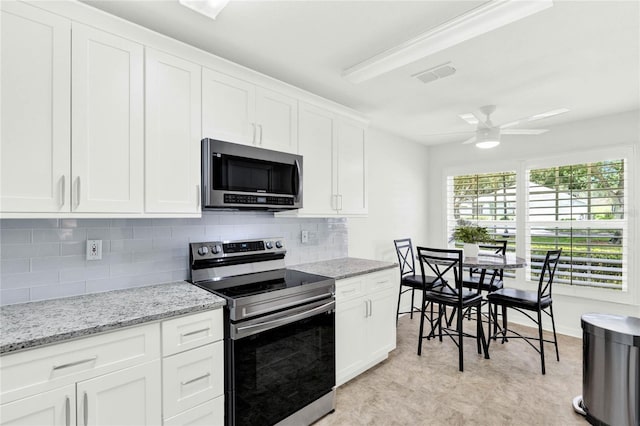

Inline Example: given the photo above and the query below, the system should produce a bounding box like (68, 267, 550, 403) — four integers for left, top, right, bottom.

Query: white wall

(348, 128, 430, 261)
(426, 110, 640, 336)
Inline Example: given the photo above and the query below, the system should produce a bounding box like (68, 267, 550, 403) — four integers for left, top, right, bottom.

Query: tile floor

(317, 314, 587, 425)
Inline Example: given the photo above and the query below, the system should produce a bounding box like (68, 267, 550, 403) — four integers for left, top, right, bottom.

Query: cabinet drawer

(162, 310, 223, 356)
(163, 396, 224, 426)
(0, 323, 160, 404)
(335, 276, 363, 303)
(367, 270, 397, 293)
(162, 342, 224, 419)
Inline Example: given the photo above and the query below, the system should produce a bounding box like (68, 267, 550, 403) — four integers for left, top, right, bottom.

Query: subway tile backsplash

(0, 212, 348, 305)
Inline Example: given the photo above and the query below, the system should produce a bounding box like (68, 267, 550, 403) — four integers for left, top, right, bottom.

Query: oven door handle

(233, 300, 334, 339)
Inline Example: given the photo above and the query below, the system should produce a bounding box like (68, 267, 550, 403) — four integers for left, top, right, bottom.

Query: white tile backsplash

(0, 212, 348, 305)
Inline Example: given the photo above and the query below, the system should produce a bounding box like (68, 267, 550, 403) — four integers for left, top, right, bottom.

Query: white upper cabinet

(71, 23, 144, 213)
(202, 68, 298, 153)
(296, 103, 336, 216)
(202, 68, 255, 146)
(1, 1, 71, 213)
(255, 87, 298, 153)
(290, 103, 367, 216)
(336, 119, 367, 215)
(145, 48, 202, 213)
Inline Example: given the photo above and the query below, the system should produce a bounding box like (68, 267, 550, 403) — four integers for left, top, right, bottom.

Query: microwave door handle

(293, 159, 301, 199)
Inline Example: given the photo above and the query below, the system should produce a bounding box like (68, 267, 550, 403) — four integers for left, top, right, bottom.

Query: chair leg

(538, 310, 546, 375)
(501, 305, 508, 343)
(410, 287, 416, 319)
(549, 304, 560, 362)
(457, 306, 464, 372)
(417, 297, 427, 356)
(396, 285, 402, 325)
(476, 305, 482, 355)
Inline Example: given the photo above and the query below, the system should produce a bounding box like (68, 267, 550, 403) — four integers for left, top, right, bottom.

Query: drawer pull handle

(53, 356, 97, 371)
(376, 281, 388, 284)
(182, 327, 210, 338)
(341, 289, 357, 294)
(181, 372, 210, 386)
(83, 392, 88, 426)
(65, 396, 70, 426)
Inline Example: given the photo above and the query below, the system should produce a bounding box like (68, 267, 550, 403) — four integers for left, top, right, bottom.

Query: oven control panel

(191, 238, 286, 260)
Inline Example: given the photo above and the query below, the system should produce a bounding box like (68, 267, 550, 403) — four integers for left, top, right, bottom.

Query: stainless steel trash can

(580, 313, 640, 426)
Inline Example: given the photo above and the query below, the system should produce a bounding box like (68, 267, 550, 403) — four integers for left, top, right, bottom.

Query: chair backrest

(394, 238, 416, 277)
(477, 240, 508, 280)
(537, 249, 562, 301)
(416, 246, 463, 296)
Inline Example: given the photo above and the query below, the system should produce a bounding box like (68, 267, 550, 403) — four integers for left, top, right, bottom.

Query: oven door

(228, 299, 335, 426)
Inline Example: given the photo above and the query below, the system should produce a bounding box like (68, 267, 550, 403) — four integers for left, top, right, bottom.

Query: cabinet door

(77, 360, 161, 426)
(335, 297, 366, 387)
(71, 23, 143, 213)
(336, 119, 367, 214)
(202, 68, 255, 145)
(366, 288, 397, 362)
(297, 103, 336, 215)
(0, 384, 75, 426)
(255, 87, 298, 153)
(145, 48, 201, 213)
(1, 2, 71, 212)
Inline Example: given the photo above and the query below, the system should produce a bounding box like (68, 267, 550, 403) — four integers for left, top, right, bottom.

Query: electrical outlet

(86, 240, 102, 261)
(301, 230, 309, 244)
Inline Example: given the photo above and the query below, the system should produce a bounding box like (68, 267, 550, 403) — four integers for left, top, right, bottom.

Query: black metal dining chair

(393, 238, 439, 324)
(487, 249, 562, 374)
(416, 246, 489, 372)
(462, 240, 508, 293)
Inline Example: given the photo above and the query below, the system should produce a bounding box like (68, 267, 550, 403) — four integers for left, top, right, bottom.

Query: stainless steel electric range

(189, 238, 336, 426)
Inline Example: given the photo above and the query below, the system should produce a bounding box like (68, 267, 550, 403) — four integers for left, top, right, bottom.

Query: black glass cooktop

(194, 269, 332, 300)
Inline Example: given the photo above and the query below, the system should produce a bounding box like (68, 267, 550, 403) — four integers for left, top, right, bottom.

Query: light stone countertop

(290, 257, 397, 280)
(0, 281, 225, 354)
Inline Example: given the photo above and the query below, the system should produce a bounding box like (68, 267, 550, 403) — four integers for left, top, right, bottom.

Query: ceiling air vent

(413, 62, 456, 84)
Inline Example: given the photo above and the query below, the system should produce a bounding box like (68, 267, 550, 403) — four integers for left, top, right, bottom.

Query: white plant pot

(463, 243, 479, 258)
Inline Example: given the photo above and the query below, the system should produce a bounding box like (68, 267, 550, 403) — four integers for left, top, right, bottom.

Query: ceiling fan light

(475, 140, 500, 149)
(178, 0, 230, 20)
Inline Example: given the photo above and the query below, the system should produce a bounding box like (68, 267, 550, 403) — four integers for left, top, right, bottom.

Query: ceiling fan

(455, 105, 569, 148)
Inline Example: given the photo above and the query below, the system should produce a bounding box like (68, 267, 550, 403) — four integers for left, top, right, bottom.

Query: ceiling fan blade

(458, 113, 479, 126)
(501, 129, 549, 135)
(500, 108, 569, 128)
(422, 130, 474, 137)
(471, 111, 490, 128)
(461, 136, 477, 145)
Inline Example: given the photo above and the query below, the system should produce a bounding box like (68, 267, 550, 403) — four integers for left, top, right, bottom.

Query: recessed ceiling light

(179, 0, 230, 20)
(343, 0, 554, 84)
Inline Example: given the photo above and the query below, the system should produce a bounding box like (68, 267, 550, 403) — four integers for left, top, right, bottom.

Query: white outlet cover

(86, 240, 102, 260)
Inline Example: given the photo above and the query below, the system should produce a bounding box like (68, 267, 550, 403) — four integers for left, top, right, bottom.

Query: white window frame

(442, 145, 636, 305)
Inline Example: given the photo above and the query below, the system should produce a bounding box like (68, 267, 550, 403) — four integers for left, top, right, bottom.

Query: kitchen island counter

(290, 257, 396, 280)
(0, 281, 225, 354)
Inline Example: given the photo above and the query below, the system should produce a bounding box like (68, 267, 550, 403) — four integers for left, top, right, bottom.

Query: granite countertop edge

(0, 281, 225, 355)
(290, 257, 398, 280)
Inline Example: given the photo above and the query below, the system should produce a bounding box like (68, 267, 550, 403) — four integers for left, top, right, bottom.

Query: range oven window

(212, 154, 295, 194)
(230, 310, 335, 426)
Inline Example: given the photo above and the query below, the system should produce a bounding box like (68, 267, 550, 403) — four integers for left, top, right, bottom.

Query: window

(526, 160, 627, 290)
(447, 171, 517, 261)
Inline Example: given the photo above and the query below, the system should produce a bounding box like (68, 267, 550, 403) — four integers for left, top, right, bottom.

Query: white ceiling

(81, 0, 640, 146)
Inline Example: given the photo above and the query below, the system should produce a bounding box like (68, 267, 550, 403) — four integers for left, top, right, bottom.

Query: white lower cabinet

(0, 323, 161, 426)
(77, 361, 161, 426)
(0, 385, 75, 426)
(335, 270, 398, 386)
(161, 310, 224, 426)
(0, 310, 224, 426)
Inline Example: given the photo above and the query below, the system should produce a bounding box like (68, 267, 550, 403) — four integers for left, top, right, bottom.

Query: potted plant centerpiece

(453, 221, 491, 257)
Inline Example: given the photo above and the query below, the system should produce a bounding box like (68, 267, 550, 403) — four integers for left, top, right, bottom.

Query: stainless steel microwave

(201, 138, 303, 211)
